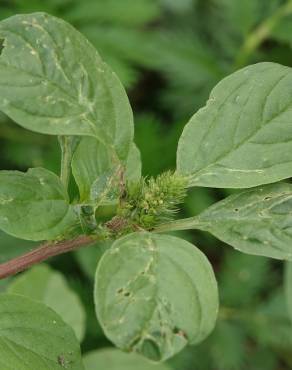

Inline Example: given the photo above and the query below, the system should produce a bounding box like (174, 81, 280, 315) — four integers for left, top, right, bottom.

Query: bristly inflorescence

(117, 171, 188, 230)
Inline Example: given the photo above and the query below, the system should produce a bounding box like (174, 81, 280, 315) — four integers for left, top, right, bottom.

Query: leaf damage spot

(173, 327, 188, 340)
(116, 288, 131, 298)
(0, 197, 14, 205)
(57, 354, 69, 368)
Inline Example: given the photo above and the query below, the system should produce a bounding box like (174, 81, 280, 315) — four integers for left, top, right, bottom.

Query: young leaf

(7, 264, 86, 341)
(0, 12, 134, 160)
(0, 293, 84, 369)
(177, 62, 292, 188)
(284, 262, 292, 323)
(83, 348, 171, 370)
(195, 182, 292, 260)
(0, 167, 77, 241)
(94, 232, 218, 362)
(72, 137, 113, 202)
(72, 137, 141, 202)
(125, 143, 142, 182)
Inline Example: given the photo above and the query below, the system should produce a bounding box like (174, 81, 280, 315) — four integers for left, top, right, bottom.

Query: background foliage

(1, 0, 292, 369)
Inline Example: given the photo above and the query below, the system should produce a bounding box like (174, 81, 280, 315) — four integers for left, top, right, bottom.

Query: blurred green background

(1, 0, 292, 369)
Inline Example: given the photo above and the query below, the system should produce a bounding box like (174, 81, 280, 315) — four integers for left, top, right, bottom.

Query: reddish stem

(0, 235, 94, 279)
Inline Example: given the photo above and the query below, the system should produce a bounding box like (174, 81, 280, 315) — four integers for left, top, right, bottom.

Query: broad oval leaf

(195, 182, 292, 260)
(285, 262, 292, 323)
(0, 167, 77, 241)
(0, 293, 84, 369)
(95, 232, 218, 362)
(177, 62, 292, 188)
(0, 12, 134, 160)
(83, 348, 170, 370)
(72, 137, 141, 202)
(8, 264, 86, 341)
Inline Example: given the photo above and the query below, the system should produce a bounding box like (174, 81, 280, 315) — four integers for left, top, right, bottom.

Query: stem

(235, 0, 292, 68)
(154, 217, 205, 233)
(0, 235, 95, 280)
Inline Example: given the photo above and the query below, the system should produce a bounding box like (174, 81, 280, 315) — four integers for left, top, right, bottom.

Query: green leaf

(94, 232, 218, 362)
(7, 264, 86, 341)
(208, 321, 246, 370)
(177, 62, 292, 188)
(219, 250, 271, 307)
(90, 167, 121, 206)
(83, 348, 171, 370)
(75, 240, 112, 280)
(125, 142, 142, 182)
(214, 0, 261, 38)
(195, 182, 292, 260)
(247, 289, 292, 350)
(285, 261, 292, 323)
(72, 137, 141, 202)
(135, 114, 180, 176)
(0, 12, 134, 160)
(0, 293, 84, 369)
(0, 231, 36, 263)
(0, 231, 37, 292)
(80, 25, 145, 89)
(72, 137, 113, 202)
(272, 15, 292, 44)
(65, 0, 160, 27)
(0, 167, 77, 241)
(161, 0, 194, 13)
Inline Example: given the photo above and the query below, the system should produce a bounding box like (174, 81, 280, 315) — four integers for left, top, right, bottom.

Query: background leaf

(0, 293, 84, 369)
(219, 251, 271, 307)
(83, 348, 171, 370)
(75, 240, 112, 280)
(0, 231, 36, 263)
(7, 264, 86, 341)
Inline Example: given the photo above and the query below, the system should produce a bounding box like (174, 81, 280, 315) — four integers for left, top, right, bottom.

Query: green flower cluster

(118, 171, 188, 230)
